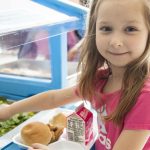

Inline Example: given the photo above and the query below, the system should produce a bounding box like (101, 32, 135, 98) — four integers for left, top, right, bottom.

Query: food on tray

(54, 126, 64, 140)
(20, 113, 67, 146)
(47, 124, 64, 142)
(0, 68, 50, 78)
(21, 122, 52, 146)
(49, 113, 67, 128)
(0, 96, 9, 104)
(0, 112, 35, 137)
(0, 98, 35, 136)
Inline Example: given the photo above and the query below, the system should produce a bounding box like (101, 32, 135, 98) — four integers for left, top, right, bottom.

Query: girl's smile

(107, 51, 129, 56)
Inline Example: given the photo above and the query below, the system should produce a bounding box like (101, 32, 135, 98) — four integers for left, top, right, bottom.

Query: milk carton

(67, 103, 93, 146)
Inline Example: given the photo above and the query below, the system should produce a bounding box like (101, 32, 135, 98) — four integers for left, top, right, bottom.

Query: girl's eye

(99, 26, 112, 32)
(125, 26, 137, 32)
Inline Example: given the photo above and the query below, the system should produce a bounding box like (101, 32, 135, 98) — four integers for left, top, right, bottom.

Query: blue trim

(1, 142, 21, 150)
(2, 142, 95, 150)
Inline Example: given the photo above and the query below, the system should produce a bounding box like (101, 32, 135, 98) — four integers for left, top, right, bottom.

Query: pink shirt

(91, 71, 150, 150)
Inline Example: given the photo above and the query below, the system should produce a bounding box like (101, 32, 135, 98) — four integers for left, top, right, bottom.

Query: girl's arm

(68, 39, 83, 61)
(0, 86, 80, 121)
(113, 130, 150, 150)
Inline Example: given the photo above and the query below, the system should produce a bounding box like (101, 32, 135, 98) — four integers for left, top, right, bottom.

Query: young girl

(1, 0, 150, 149)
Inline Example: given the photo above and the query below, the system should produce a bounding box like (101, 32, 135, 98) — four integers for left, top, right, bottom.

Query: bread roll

(50, 113, 67, 128)
(21, 122, 52, 146)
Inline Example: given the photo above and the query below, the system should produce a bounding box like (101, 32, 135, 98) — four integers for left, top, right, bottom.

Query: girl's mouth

(108, 51, 128, 56)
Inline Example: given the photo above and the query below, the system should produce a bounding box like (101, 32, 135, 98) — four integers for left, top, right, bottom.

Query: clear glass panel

(0, 28, 51, 79)
(0, 2, 86, 80)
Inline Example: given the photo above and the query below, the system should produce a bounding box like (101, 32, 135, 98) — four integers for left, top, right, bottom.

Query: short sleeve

(124, 92, 150, 130)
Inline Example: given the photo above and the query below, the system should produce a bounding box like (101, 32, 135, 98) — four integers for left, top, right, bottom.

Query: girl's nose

(110, 40, 123, 48)
(110, 35, 123, 48)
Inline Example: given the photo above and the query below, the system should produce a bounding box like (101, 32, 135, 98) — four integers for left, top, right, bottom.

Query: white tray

(2, 108, 98, 149)
(13, 133, 85, 150)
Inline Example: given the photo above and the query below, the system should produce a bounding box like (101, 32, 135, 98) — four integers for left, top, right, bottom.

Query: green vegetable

(0, 112, 35, 136)
(0, 98, 35, 136)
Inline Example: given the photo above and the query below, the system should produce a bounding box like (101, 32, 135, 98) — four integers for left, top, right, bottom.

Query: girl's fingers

(29, 143, 49, 150)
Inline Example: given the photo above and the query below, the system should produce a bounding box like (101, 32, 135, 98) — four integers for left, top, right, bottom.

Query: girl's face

(96, 0, 148, 68)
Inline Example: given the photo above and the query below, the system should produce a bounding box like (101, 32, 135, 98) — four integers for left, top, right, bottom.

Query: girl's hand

(0, 104, 12, 121)
(28, 143, 49, 150)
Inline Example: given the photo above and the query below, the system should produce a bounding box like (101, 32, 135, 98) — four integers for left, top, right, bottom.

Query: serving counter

(0, 0, 88, 100)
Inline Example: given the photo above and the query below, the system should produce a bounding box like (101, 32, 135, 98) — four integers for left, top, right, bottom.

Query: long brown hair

(78, 0, 150, 125)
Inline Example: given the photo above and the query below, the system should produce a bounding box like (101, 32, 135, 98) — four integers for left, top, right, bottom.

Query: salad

(0, 97, 35, 136)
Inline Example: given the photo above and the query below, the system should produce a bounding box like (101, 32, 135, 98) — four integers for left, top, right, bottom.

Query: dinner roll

(21, 121, 52, 146)
(50, 113, 67, 128)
